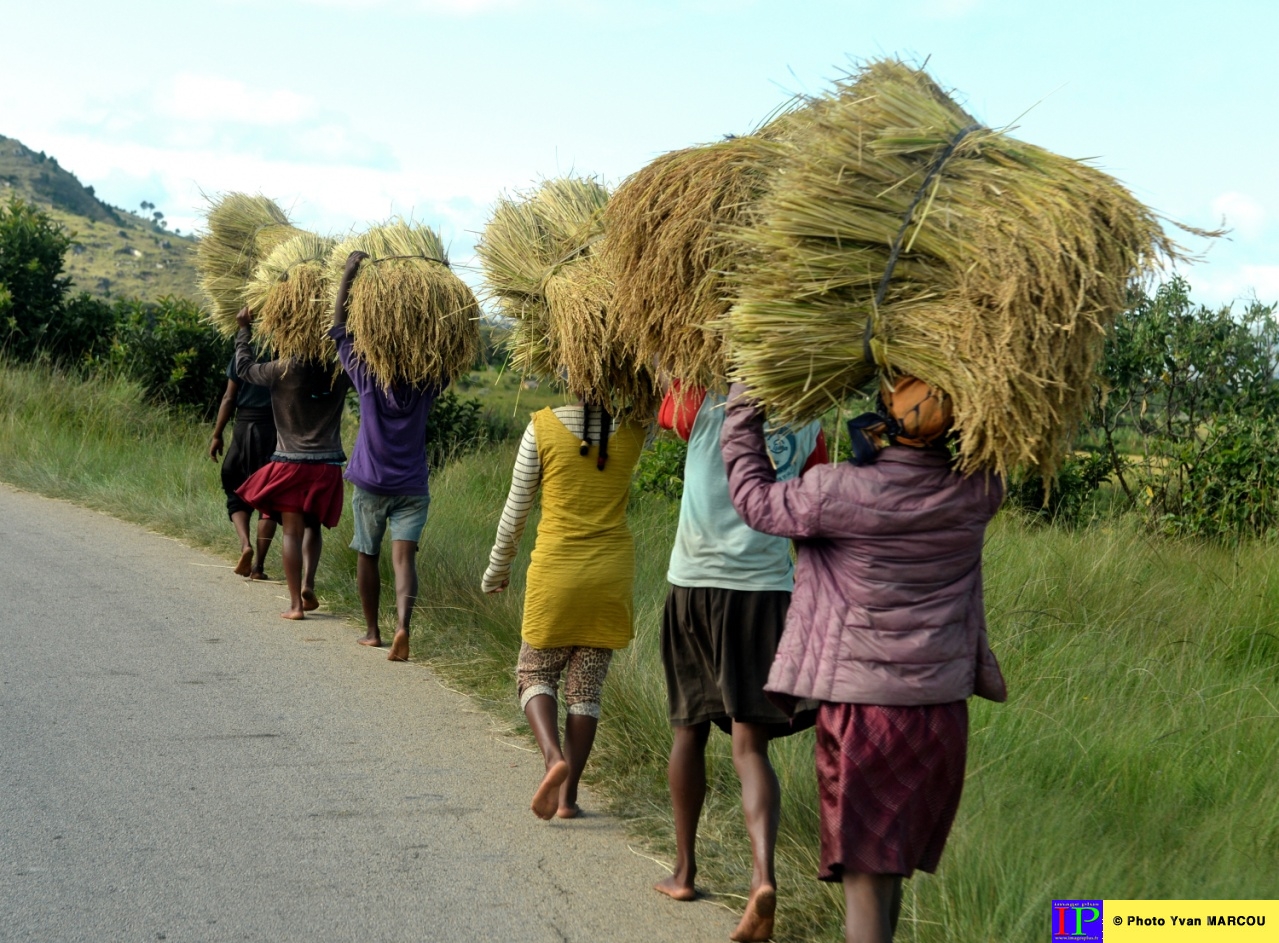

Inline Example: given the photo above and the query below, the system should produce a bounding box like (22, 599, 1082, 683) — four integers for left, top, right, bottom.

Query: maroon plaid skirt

(236, 461, 344, 529)
(816, 700, 968, 879)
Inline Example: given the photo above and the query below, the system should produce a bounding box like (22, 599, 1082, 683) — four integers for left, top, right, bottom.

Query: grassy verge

(2, 361, 1277, 942)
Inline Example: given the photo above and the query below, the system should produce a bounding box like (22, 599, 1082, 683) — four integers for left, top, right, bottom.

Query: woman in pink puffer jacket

(721, 379, 1006, 943)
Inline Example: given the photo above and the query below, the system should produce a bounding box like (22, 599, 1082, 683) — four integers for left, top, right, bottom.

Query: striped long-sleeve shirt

(481, 405, 619, 593)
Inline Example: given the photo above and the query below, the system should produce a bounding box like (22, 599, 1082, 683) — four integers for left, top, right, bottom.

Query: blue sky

(2, 0, 1275, 304)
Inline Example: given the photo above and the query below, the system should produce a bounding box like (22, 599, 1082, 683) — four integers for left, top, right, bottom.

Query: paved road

(0, 485, 734, 943)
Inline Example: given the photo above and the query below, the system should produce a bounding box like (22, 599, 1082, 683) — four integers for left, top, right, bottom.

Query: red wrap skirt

(816, 700, 968, 879)
(236, 461, 344, 529)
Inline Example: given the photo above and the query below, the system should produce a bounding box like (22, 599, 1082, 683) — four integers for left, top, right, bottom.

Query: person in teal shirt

(652, 382, 825, 943)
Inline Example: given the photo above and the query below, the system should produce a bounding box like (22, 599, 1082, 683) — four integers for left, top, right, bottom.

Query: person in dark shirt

(209, 352, 277, 578)
(233, 306, 352, 620)
(328, 250, 445, 662)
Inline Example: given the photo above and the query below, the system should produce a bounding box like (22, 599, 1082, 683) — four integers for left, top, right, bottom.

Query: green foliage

(425, 389, 514, 467)
(1092, 276, 1279, 538)
(0, 195, 74, 358)
(106, 295, 231, 415)
(632, 433, 687, 500)
(1006, 451, 1114, 527)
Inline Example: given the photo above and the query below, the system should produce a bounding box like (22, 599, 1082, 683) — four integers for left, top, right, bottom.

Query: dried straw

(477, 177, 657, 416)
(245, 232, 336, 363)
(601, 110, 805, 389)
(197, 193, 304, 336)
(726, 59, 1200, 478)
(329, 221, 479, 390)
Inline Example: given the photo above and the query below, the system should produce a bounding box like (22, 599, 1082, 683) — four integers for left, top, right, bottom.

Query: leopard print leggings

(516, 641, 614, 719)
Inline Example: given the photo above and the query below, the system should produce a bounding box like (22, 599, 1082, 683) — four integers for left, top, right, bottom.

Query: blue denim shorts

(349, 486, 430, 555)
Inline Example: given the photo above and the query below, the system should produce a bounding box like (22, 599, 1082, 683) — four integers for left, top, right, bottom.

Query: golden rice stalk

(476, 176, 610, 380)
(726, 59, 1198, 479)
(246, 232, 336, 363)
(197, 193, 304, 336)
(329, 221, 479, 390)
(542, 252, 660, 417)
(601, 114, 804, 389)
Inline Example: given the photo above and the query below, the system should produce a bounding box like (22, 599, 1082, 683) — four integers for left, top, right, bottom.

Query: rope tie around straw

(862, 123, 984, 365)
(368, 254, 450, 268)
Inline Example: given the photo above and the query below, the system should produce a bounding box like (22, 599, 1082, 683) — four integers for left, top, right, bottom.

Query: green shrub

(632, 433, 687, 501)
(106, 296, 231, 415)
(0, 195, 116, 363)
(1006, 451, 1114, 526)
(426, 389, 516, 467)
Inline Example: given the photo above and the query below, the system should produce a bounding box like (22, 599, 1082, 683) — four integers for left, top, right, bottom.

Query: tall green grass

(2, 360, 1276, 942)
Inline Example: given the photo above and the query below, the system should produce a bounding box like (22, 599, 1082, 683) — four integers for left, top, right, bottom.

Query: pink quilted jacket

(721, 386, 1007, 706)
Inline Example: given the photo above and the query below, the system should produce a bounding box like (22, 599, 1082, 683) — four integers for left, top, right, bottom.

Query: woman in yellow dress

(483, 402, 646, 819)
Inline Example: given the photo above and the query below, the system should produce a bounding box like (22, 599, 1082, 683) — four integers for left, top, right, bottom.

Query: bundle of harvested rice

(726, 59, 1195, 478)
(245, 232, 336, 363)
(197, 193, 305, 336)
(329, 221, 479, 390)
(602, 110, 803, 389)
(477, 178, 656, 416)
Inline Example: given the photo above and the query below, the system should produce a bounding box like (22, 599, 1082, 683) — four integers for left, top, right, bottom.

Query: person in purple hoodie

(720, 376, 1006, 943)
(329, 250, 446, 663)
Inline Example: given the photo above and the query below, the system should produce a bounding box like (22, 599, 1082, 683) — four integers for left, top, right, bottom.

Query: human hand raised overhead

(333, 251, 369, 326)
(235, 305, 254, 329)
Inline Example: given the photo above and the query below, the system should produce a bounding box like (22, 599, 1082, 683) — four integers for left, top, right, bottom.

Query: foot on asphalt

(301, 590, 319, 612)
(387, 629, 410, 662)
(234, 548, 253, 577)
(653, 874, 698, 902)
(730, 885, 776, 942)
(531, 761, 569, 820)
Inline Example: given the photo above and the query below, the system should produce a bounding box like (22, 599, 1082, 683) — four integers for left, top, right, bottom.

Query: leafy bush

(1156, 413, 1279, 539)
(106, 296, 231, 415)
(425, 390, 516, 467)
(1090, 277, 1279, 538)
(632, 433, 687, 501)
(1006, 451, 1113, 527)
(0, 195, 116, 362)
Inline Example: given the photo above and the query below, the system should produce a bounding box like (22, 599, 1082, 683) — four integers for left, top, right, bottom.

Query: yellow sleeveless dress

(520, 408, 645, 650)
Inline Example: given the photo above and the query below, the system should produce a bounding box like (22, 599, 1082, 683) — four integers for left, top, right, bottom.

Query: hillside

(0, 134, 199, 302)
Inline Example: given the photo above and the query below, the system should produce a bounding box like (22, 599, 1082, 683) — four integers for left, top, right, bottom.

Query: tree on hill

(0, 195, 115, 361)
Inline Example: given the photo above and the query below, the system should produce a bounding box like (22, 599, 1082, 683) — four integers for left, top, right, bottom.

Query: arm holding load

(721, 383, 829, 540)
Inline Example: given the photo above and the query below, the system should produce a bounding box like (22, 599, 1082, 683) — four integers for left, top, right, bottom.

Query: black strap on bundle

(370, 254, 450, 269)
(862, 123, 983, 365)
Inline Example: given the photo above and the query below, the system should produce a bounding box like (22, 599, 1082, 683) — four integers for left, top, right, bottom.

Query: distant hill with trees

(0, 133, 198, 301)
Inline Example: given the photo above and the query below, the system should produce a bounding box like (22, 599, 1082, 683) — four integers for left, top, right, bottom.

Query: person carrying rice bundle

(721, 376, 1005, 943)
(208, 347, 277, 579)
(328, 248, 451, 663)
(652, 379, 826, 943)
(482, 399, 648, 820)
(233, 306, 351, 621)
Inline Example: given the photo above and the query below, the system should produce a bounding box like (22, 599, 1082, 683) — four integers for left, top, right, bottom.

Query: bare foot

(234, 548, 253, 577)
(531, 760, 568, 820)
(301, 590, 319, 612)
(653, 874, 697, 902)
(387, 629, 409, 662)
(730, 885, 776, 942)
(555, 803, 580, 819)
(357, 635, 383, 647)
(281, 609, 306, 621)
(249, 569, 270, 581)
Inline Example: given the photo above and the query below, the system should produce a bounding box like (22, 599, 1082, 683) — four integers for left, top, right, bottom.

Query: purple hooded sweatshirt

(330, 324, 446, 497)
(720, 384, 1007, 707)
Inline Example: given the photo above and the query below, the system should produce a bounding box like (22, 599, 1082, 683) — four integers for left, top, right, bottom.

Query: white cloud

(1210, 191, 1267, 241)
(158, 74, 317, 126)
(1185, 263, 1279, 307)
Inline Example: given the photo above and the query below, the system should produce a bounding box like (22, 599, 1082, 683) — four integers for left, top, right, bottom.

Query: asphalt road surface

(0, 485, 735, 943)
